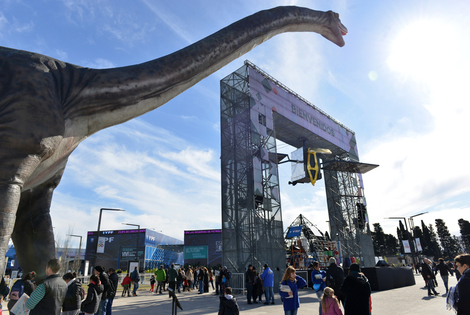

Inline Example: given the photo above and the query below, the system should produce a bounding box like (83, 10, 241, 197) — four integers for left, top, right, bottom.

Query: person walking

(218, 287, 240, 315)
(435, 257, 453, 294)
(130, 267, 140, 297)
(62, 272, 83, 315)
(25, 259, 68, 315)
(245, 264, 254, 304)
(120, 274, 132, 297)
(155, 265, 166, 294)
(340, 263, 371, 315)
(278, 266, 307, 315)
(149, 275, 156, 293)
(311, 261, 327, 314)
(421, 258, 439, 296)
(261, 264, 275, 305)
(320, 287, 343, 315)
(447, 253, 470, 314)
(326, 258, 345, 305)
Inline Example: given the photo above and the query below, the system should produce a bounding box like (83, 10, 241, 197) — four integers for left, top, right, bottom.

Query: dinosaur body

(0, 6, 347, 279)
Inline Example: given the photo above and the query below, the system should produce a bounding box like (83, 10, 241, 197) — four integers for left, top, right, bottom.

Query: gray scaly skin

(0, 6, 347, 281)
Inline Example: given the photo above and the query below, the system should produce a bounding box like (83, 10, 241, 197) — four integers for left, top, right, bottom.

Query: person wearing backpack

(62, 272, 83, 315)
(130, 266, 140, 296)
(8, 271, 36, 314)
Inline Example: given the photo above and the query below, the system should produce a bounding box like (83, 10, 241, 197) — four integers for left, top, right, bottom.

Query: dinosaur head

(321, 11, 348, 47)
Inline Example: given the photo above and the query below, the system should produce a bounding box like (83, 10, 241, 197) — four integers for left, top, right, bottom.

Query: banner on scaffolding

(286, 226, 302, 238)
(402, 240, 411, 253)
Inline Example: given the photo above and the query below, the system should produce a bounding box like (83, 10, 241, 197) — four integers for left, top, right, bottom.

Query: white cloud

(53, 119, 220, 241)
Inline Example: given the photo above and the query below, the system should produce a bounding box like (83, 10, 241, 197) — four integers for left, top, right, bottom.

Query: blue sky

(1, 0, 469, 249)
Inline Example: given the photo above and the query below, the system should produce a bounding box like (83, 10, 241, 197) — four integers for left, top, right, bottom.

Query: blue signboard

(286, 226, 302, 238)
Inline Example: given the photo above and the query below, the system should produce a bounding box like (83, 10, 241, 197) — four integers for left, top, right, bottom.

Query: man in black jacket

(62, 272, 83, 315)
(326, 257, 345, 305)
(106, 268, 118, 315)
(435, 258, 453, 294)
(421, 259, 439, 296)
(94, 266, 110, 315)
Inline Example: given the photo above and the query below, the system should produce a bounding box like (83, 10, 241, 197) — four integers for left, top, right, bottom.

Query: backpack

(226, 271, 232, 280)
(79, 285, 85, 300)
(9, 279, 24, 301)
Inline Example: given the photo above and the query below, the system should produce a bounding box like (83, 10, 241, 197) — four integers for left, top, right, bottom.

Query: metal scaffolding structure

(220, 65, 285, 281)
(323, 153, 375, 266)
(220, 62, 377, 274)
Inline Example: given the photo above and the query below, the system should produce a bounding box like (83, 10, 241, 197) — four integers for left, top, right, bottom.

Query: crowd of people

(150, 264, 232, 296)
(2, 259, 118, 315)
(0, 253, 469, 315)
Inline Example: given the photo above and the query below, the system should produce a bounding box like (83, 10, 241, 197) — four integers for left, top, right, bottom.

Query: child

(321, 287, 343, 315)
(218, 287, 240, 315)
(81, 275, 103, 315)
(150, 275, 156, 293)
(278, 266, 307, 315)
(121, 274, 132, 297)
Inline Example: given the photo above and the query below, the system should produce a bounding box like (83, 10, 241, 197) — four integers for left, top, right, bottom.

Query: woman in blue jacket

(278, 266, 307, 315)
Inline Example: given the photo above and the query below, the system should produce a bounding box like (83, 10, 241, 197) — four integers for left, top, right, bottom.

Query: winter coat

(322, 296, 343, 315)
(421, 262, 435, 280)
(260, 267, 274, 287)
(245, 269, 255, 284)
(311, 269, 326, 292)
(341, 271, 371, 315)
(80, 282, 103, 314)
(327, 263, 345, 297)
(456, 268, 470, 315)
(62, 279, 82, 312)
(155, 268, 166, 282)
(168, 268, 178, 282)
(108, 272, 118, 298)
(278, 275, 307, 311)
(218, 295, 240, 315)
(435, 261, 453, 277)
(98, 272, 110, 300)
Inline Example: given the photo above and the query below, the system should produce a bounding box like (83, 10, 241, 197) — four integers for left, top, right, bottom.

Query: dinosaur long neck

(64, 7, 338, 137)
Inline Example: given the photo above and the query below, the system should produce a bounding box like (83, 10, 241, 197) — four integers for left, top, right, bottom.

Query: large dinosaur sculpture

(0, 6, 347, 279)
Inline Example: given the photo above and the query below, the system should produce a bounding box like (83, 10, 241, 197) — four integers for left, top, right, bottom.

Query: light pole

(68, 234, 82, 273)
(385, 216, 415, 266)
(408, 212, 427, 261)
(95, 208, 125, 268)
(123, 223, 141, 269)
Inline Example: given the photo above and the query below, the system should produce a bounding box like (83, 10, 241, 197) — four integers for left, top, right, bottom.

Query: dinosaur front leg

(0, 183, 22, 276)
(12, 166, 65, 282)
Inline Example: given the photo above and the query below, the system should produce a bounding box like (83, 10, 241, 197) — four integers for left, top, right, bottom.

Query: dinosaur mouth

(339, 23, 348, 36)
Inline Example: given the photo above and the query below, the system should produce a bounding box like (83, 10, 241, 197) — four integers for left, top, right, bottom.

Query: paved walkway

(1, 273, 457, 314)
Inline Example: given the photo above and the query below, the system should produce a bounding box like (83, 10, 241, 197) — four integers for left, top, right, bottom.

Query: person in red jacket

(121, 274, 132, 297)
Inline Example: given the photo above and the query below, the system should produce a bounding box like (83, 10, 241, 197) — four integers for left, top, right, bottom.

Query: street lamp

(68, 234, 82, 273)
(95, 208, 125, 268)
(97, 208, 126, 232)
(123, 223, 141, 269)
(385, 216, 415, 266)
